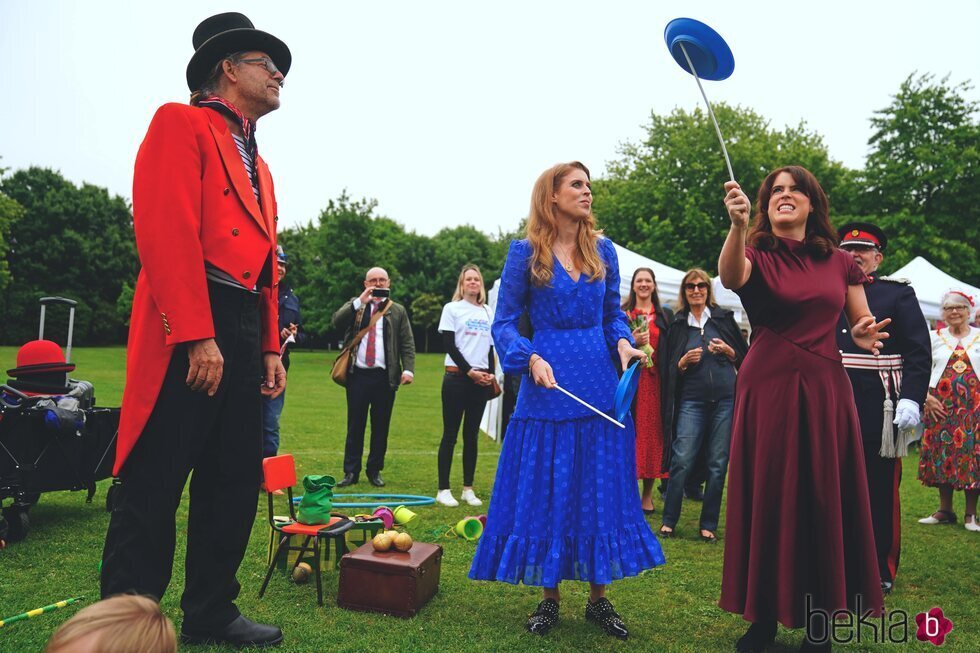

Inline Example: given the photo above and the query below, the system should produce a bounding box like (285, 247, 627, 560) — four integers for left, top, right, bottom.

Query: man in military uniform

(836, 222, 931, 595)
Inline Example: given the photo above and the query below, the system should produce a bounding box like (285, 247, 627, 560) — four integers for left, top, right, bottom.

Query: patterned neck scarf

(198, 96, 258, 184)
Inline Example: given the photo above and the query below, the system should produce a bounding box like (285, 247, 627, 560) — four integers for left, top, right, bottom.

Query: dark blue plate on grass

(613, 359, 642, 423)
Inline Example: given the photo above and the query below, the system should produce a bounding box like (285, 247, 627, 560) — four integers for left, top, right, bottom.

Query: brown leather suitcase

(337, 541, 442, 617)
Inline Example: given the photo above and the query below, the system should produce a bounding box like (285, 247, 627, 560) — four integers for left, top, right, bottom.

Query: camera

(371, 288, 390, 299)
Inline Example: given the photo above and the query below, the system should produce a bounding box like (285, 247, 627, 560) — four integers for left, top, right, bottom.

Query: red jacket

(115, 103, 280, 474)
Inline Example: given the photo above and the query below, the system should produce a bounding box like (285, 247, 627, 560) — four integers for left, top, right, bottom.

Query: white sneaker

(436, 489, 459, 507)
(966, 515, 980, 532)
(460, 488, 483, 506)
(918, 510, 956, 525)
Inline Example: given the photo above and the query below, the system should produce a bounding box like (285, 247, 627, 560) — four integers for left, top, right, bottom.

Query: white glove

(893, 398, 920, 430)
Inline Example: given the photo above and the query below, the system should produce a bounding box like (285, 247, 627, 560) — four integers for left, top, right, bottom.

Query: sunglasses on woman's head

(684, 282, 709, 291)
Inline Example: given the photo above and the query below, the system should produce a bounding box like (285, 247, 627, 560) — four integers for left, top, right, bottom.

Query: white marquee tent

(609, 241, 745, 321)
(888, 256, 980, 323)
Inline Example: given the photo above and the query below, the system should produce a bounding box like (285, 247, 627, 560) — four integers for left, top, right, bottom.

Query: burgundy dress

(719, 237, 884, 628)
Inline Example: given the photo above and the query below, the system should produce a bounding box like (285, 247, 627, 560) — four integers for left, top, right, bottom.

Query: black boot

(181, 615, 283, 648)
(585, 597, 629, 640)
(799, 634, 832, 652)
(525, 599, 559, 635)
(736, 620, 777, 653)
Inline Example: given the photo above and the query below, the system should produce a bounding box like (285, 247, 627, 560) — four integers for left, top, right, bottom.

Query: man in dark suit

(332, 267, 416, 487)
(836, 222, 931, 596)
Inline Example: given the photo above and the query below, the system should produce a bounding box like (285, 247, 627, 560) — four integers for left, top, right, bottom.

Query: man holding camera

(331, 267, 415, 487)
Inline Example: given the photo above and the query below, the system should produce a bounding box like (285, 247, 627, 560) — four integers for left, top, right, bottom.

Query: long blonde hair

(451, 264, 487, 304)
(526, 161, 604, 287)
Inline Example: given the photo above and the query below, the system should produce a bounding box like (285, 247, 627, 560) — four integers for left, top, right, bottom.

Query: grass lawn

(1, 347, 976, 652)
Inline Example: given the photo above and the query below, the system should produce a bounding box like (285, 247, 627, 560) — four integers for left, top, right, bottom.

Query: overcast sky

(2, 1, 977, 237)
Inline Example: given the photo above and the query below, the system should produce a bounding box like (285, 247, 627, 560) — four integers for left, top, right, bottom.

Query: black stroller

(0, 297, 118, 544)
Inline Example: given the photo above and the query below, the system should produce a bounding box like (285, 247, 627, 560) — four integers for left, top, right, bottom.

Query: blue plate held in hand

(613, 359, 642, 423)
(664, 17, 734, 81)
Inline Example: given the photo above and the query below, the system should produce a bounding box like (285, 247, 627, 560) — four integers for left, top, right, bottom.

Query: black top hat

(837, 222, 887, 252)
(186, 12, 291, 92)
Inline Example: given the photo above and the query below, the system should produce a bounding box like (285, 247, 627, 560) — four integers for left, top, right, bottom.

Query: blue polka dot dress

(469, 238, 665, 587)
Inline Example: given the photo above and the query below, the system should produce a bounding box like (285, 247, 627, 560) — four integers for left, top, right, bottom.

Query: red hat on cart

(6, 340, 75, 378)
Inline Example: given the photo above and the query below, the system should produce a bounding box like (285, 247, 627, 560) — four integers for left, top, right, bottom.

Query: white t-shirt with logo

(438, 300, 494, 370)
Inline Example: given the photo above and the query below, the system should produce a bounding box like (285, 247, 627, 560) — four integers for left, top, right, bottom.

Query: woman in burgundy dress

(622, 267, 673, 513)
(717, 166, 889, 653)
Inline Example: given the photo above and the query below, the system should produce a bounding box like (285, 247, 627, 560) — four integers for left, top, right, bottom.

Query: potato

(372, 533, 393, 552)
(292, 561, 312, 584)
(393, 532, 414, 552)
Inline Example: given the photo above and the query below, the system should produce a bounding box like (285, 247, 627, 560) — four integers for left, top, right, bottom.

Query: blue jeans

(262, 389, 286, 459)
(661, 397, 733, 532)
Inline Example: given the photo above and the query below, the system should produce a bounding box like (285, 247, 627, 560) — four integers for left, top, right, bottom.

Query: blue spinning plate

(664, 17, 734, 81)
(613, 360, 642, 424)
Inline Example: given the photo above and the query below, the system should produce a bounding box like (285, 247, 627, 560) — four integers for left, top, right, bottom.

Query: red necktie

(364, 303, 377, 367)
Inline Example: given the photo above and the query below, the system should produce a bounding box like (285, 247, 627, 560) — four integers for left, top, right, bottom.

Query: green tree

(0, 167, 138, 345)
(430, 226, 499, 296)
(285, 191, 514, 345)
(860, 74, 980, 282)
(410, 292, 443, 353)
(594, 104, 853, 273)
(290, 192, 380, 338)
(0, 190, 24, 293)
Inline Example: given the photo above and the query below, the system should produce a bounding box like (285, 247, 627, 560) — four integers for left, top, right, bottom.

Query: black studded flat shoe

(799, 634, 832, 652)
(585, 597, 629, 640)
(525, 598, 559, 636)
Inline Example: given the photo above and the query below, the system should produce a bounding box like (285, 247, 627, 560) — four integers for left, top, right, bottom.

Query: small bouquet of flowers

(626, 310, 655, 368)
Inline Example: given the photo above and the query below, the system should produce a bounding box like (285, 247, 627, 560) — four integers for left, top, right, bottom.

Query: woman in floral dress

(918, 290, 980, 532)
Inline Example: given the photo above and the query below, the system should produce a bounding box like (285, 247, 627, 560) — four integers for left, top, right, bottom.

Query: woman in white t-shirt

(436, 264, 495, 507)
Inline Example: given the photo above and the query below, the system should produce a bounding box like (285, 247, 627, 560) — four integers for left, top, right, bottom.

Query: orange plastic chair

(258, 454, 352, 605)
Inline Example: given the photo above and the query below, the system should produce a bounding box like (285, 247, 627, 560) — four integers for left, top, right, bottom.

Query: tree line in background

(1, 74, 977, 347)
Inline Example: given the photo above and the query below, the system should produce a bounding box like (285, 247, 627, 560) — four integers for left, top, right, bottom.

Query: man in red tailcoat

(101, 13, 289, 648)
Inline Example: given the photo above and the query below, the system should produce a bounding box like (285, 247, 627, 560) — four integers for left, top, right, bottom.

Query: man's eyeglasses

(684, 282, 709, 291)
(238, 57, 283, 82)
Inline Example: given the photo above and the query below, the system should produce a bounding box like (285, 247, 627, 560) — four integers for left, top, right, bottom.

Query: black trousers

(344, 367, 395, 476)
(438, 373, 488, 489)
(862, 438, 902, 583)
(101, 282, 263, 631)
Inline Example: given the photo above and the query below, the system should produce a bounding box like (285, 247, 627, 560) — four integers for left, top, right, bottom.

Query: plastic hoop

(292, 493, 437, 509)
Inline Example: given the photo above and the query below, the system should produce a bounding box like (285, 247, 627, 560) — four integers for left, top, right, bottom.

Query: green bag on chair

(297, 475, 336, 525)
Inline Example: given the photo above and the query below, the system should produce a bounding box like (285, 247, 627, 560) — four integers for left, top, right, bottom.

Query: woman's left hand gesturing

(851, 316, 892, 354)
(618, 339, 648, 371)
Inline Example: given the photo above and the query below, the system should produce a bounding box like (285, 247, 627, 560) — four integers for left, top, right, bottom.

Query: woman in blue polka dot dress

(469, 161, 666, 639)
